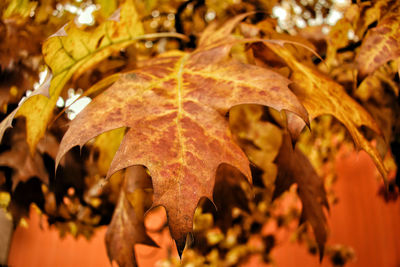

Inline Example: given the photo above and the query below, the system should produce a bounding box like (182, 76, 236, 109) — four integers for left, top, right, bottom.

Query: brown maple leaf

(356, 2, 400, 77)
(273, 133, 329, 260)
(56, 14, 308, 251)
(105, 166, 157, 267)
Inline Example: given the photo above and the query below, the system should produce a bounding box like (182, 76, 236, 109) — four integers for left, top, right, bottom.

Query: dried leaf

(57, 15, 308, 248)
(356, 3, 400, 77)
(266, 44, 387, 182)
(105, 166, 157, 267)
(355, 0, 389, 38)
(274, 133, 329, 260)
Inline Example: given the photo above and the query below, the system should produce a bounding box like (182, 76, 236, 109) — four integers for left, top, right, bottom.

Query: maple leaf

(56, 14, 308, 252)
(264, 44, 388, 182)
(273, 133, 329, 260)
(356, 2, 400, 77)
(105, 166, 157, 267)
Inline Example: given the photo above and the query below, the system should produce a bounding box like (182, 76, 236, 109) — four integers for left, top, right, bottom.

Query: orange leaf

(274, 133, 329, 260)
(105, 166, 157, 267)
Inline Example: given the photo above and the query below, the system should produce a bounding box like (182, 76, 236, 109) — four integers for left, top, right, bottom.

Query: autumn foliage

(0, 0, 399, 266)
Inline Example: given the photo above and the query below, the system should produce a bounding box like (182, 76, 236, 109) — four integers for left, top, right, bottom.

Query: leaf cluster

(0, 0, 399, 266)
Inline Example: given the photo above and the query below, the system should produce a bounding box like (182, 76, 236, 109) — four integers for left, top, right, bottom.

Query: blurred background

(7, 148, 400, 266)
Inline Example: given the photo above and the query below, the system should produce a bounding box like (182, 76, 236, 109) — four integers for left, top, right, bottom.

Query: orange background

(7, 148, 400, 267)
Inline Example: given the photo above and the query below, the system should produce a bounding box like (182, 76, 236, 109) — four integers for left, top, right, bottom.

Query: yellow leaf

(267, 44, 388, 182)
(15, 0, 144, 152)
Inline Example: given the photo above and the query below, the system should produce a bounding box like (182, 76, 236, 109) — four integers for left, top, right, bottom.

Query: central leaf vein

(176, 54, 190, 203)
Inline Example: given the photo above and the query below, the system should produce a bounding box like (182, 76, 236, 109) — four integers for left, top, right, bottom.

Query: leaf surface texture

(57, 16, 308, 243)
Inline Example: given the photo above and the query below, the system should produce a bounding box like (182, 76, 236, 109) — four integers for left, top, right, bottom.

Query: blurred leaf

(2, 0, 37, 19)
(325, 18, 352, 68)
(274, 133, 329, 260)
(105, 166, 157, 267)
(356, 2, 400, 77)
(0, 18, 43, 69)
(355, 0, 389, 38)
(230, 104, 282, 187)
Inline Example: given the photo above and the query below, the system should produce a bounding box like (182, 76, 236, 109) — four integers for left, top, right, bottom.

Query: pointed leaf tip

(49, 24, 67, 38)
(175, 236, 187, 259)
(0, 109, 17, 144)
(319, 244, 325, 262)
